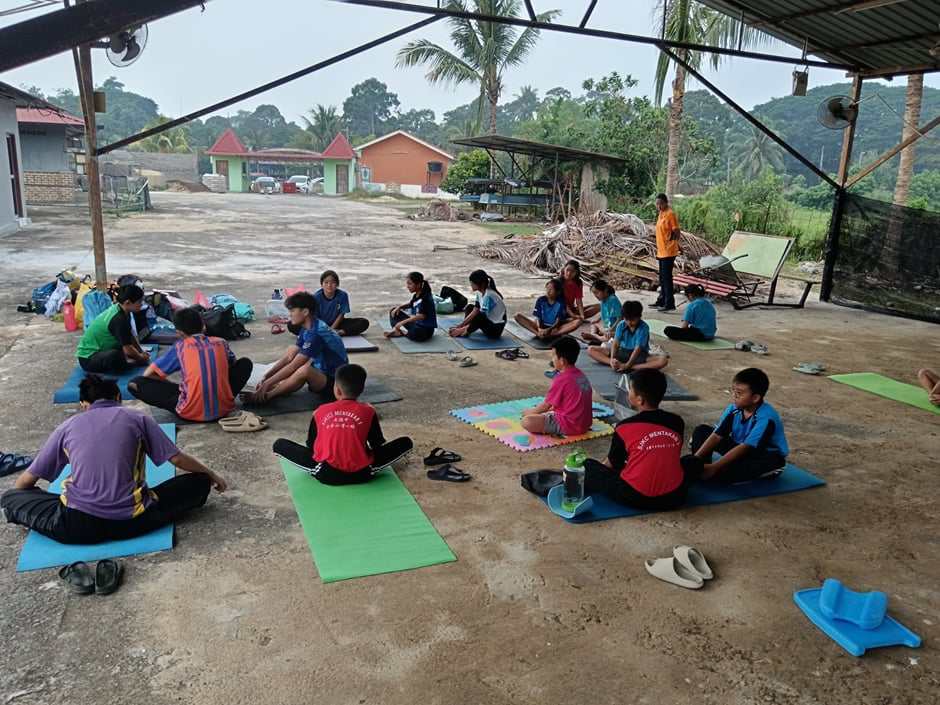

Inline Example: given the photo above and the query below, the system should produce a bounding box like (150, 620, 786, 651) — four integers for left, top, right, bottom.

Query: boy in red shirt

(272, 364, 413, 485)
(522, 337, 593, 436)
(584, 369, 702, 510)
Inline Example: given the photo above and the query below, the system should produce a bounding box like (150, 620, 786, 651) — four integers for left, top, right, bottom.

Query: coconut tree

(730, 124, 785, 180)
(396, 1, 558, 134)
(653, 0, 774, 197)
(302, 105, 343, 152)
(893, 73, 924, 207)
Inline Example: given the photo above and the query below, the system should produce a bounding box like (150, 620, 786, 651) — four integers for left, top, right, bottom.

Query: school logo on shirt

(637, 428, 680, 452)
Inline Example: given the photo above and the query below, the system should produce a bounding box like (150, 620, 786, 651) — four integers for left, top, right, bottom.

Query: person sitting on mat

(581, 279, 621, 346)
(687, 367, 789, 483)
(75, 284, 151, 374)
(514, 278, 581, 340)
(522, 337, 593, 436)
(386, 271, 438, 342)
(272, 363, 413, 485)
(127, 307, 253, 422)
(917, 368, 940, 406)
(0, 374, 226, 545)
(587, 300, 668, 372)
(314, 270, 370, 337)
(560, 259, 587, 321)
(246, 291, 348, 404)
(584, 369, 702, 510)
(664, 284, 716, 342)
(448, 269, 507, 340)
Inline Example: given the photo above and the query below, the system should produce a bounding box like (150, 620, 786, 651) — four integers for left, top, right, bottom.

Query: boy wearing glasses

(688, 368, 789, 483)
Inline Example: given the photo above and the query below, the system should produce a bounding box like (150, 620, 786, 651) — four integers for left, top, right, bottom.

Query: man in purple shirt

(0, 375, 226, 545)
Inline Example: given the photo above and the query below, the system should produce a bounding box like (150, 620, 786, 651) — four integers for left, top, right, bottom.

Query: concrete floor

(0, 192, 938, 705)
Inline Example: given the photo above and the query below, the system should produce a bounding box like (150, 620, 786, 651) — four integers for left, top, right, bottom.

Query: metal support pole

(845, 112, 940, 189)
(523, 0, 536, 22)
(75, 40, 107, 290)
(580, 0, 598, 29)
(837, 74, 863, 186)
(820, 188, 846, 301)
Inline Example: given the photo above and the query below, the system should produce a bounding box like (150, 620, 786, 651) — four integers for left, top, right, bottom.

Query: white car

(287, 175, 310, 192)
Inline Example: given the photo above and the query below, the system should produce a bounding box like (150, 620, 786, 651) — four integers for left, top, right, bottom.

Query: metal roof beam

(579, 0, 598, 29)
(523, 0, 536, 22)
(754, 0, 912, 26)
(846, 111, 940, 188)
(816, 29, 940, 53)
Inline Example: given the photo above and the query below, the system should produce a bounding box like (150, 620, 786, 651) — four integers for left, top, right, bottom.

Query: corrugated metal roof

(451, 135, 626, 164)
(695, 0, 940, 77)
(16, 107, 83, 126)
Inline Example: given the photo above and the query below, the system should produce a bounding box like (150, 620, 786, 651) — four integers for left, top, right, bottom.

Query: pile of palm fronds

(470, 211, 719, 289)
(409, 199, 467, 222)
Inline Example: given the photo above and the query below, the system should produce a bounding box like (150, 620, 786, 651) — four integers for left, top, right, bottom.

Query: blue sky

(2, 0, 937, 124)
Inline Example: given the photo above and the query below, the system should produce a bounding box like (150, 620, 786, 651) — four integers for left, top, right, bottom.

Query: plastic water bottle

(562, 449, 587, 510)
(63, 301, 78, 332)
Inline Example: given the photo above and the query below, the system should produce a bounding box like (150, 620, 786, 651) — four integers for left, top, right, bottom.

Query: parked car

(251, 176, 280, 194)
(287, 175, 309, 193)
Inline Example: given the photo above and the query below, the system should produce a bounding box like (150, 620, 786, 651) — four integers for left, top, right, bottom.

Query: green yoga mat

(646, 319, 736, 350)
(830, 373, 940, 415)
(278, 458, 456, 582)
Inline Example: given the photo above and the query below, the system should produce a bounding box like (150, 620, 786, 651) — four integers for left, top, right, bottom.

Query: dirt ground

(0, 192, 937, 705)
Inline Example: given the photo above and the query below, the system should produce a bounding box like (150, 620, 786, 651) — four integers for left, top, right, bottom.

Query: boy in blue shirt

(245, 292, 348, 404)
(314, 270, 370, 337)
(689, 367, 789, 483)
(587, 300, 668, 372)
(514, 278, 581, 340)
(664, 284, 717, 342)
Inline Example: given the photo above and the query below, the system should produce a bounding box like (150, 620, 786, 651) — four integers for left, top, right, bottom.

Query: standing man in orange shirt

(653, 193, 681, 312)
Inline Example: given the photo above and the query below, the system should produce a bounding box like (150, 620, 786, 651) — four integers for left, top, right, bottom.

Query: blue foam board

(52, 344, 159, 404)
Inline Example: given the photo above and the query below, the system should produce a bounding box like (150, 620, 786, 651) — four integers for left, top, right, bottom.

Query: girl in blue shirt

(386, 272, 437, 342)
(582, 279, 622, 346)
(514, 278, 581, 340)
(664, 284, 717, 342)
(314, 270, 370, 337)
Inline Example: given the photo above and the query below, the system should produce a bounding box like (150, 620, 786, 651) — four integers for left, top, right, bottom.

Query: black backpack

(197, 304, 250, 340)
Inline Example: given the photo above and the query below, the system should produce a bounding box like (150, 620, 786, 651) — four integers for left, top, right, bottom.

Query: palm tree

(653, 0, 774, 197)
(302, 105, 343, 152)
(508, 84, 540, 123)
(729, 125, 785, 180)
(396, 1, 558, 134)
(134, 117, 192, 153)
(893, 74, 923, 207)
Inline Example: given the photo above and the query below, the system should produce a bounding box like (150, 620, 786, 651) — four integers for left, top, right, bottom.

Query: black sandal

(0, 453, 32, 478)
(59, 561, 95, 595)
(427, 464, 472, 482)
(496, 349, 518, 361)
(423, 447, 462, 466)
(95, 559, 124, 596)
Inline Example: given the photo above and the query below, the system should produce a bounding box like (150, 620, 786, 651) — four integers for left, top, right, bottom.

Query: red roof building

(16, 107, 84, 126)
(206, 128, 249, 156)
(322, 132, 356, 160)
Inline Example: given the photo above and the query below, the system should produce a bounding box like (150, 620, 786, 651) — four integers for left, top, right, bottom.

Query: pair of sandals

(424, 447, 471, 482)
(735, 340, 769, 355)
(495, 348, 529, 361)
(793, 361, 826, 375)
(218, 411, 268, 433)
(0, 453, 32, 478)
(645, 545, 714, 590)
(59, 559, 124, 596)
(446, 351, 477, 368)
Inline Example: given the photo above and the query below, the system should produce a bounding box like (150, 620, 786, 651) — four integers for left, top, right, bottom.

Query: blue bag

(82, 290, 113, 327)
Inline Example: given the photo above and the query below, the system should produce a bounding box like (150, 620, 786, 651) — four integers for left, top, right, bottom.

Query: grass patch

(475, 221, 543, 238)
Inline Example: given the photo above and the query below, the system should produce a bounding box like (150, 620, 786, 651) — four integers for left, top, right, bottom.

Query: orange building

(356, 131, 454, 197)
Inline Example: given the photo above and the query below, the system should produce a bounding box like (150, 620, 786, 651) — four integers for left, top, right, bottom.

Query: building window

(361, 166, 372, 182)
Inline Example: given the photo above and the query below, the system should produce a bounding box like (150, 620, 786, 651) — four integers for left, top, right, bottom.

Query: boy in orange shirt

(653, 193, 681, 312)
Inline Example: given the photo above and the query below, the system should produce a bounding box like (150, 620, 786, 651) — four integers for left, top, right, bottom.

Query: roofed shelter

(321, 133, 357, 195)
(206, 128, 250, 193)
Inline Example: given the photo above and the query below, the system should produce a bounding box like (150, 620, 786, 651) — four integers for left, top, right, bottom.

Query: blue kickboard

(818, 578, 888, 630)
(794, 587, 921, 657)
(52, 345, 159, 403)
(537, 463, 825, 523)
(437, 316, 520, 351)
(16, 423, 176, 572)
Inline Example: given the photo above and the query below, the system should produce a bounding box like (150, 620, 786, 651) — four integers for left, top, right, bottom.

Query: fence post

(820, 188, 846, 302)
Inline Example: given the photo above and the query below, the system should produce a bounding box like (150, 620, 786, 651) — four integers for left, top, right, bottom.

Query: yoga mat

(450, 397, 614, 452)
(579, 362, 698, 402)
(537, 462, 826, 523)
(437, 315, 520, 351)
(343, 335, 378, 353)
(645, 319, 736, 350)
(503, 320, 588, 350)
(52, 344, 159, 403)
(16, 423, 177, 571)
(278, 457, 456, 582)
(378, 321, 461, 354)
(830, 373, 940, 415)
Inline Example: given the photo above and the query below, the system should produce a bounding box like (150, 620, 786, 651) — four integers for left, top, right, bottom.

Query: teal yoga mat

(16, 423, 177, 571)
(378, 321, 461, 354)
(830, 373, 940, 415)
(437, 315, 520, 351)
(53, 344, 159, 403)
(645, 319, 735, 350)
(278, 457, 456, 582)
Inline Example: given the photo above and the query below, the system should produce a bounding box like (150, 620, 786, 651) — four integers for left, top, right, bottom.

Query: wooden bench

(673, 273, 749, 305)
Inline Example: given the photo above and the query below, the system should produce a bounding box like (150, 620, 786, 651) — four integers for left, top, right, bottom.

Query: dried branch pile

(470, 211, 719, 289)
(409, 199, 467, 222)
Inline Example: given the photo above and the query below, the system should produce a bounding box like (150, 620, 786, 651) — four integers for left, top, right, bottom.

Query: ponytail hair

(469, 269, 501, 298)
(685, 283, 706, 298)
(408, 271, 432, 300)
(591, 279, 615, 297)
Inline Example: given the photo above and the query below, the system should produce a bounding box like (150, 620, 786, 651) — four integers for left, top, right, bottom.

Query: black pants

(689, 424, 786, 484)
(462, 305, 506, 339)
(128, 358, 253, 417)
(390, 310, 434, 342)
(664, 325, 709, 342)
(78, 348, 129, 374)
(337, 318, 370, 336)
(0, 474, 211, 545)
(439, 285, 468, 313)
(655, 256, 676, 309)
(273, 436, 414, 486)
(584, 457, 702, 511)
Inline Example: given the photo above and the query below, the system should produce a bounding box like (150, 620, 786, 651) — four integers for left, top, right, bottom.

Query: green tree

(440, 148, 491, 193)
(342, 78, 400, 138)
(506, 85, 539, 123)
(131, 116, 192, 153)
(394, 108, 441, 144)
(301, 105, 343, 152)
(729, 124, 785, 180)
(653, 0, 774, 197)
(396, 0, 559, 134)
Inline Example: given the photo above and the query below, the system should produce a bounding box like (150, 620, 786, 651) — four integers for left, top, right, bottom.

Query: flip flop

(514, 349, 529, 359)
(271, 323, 285, 335)
(645, 556, 704, 590)
(446, 351, 459, 362)
(735, 340, 753, 352)
(219, 411, 268, 432)
(59, 561, 95, 595)
(793, 362, 826, 375)
(544, 369, 559, 379)
(0, 453, 32, 477)
(427, 464, 472, 482)
(751, 343, 769, 355)
(423, 447, 462, 466)
(458, 356, 477, 368)
(496, 349, 518, 361)
(95, 559, 124, 596)
(673, 545, 714, 580)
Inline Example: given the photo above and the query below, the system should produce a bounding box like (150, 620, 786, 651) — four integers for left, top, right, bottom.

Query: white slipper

(673, 545, 714, 580)
(644, 556, 704, 589)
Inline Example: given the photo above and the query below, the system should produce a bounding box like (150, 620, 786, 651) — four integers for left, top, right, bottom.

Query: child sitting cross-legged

(521, 337, 593, 437)
(581, 279, 621, 346)
(584, 369, 702, 510)
(272, 364, 413, 485)
(664, 284, 717, 342)
(514, 277, 581, 340)
(587, 300, 668, 372)
(687, 367, 789, 483)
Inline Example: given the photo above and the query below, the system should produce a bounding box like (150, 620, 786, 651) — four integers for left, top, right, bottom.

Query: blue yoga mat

(16, 423, 177, 571)
(437, 316, 520, 351)
(538, 463, 825, 523)
(52, 345, 159, 404)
